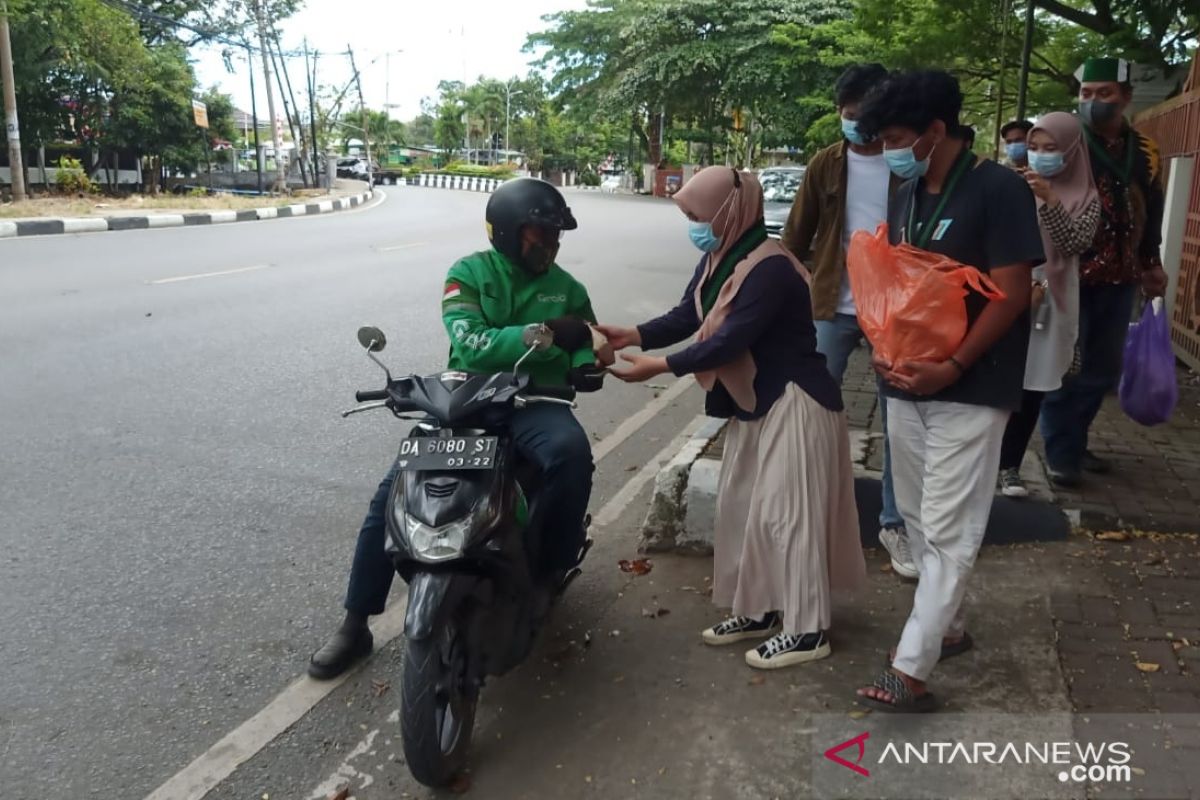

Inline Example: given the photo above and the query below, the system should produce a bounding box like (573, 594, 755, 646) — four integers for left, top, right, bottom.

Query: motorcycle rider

(309, 178, 607, 680)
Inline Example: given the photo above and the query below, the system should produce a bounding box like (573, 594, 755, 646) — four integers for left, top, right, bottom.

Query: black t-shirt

(883, 155, 1044, 411)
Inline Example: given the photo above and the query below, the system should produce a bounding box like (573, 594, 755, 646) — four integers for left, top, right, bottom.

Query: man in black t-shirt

(850, 70, 1044, 713)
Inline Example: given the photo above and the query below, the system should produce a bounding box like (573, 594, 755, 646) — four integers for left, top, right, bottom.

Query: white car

(600, 173, 622, 193)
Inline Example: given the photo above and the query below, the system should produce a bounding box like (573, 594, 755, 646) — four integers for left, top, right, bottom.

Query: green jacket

(441, 248, 596, 387)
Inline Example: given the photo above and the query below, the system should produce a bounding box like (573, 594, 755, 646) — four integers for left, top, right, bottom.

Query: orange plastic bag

(846, 224, 1006, 365)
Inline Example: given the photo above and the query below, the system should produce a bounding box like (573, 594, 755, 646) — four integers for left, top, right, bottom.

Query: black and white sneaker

(701, 612, 781, 646)
(746, 631, 831, 670)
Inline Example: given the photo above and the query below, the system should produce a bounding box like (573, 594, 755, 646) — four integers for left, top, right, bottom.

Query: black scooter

(342, 324, 592, 787)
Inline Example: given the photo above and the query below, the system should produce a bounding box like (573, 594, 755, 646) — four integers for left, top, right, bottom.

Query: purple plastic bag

(1118, 298, 1178, 426)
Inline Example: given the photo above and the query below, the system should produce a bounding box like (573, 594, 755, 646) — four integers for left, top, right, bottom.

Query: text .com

(825, 732, 1134, 783)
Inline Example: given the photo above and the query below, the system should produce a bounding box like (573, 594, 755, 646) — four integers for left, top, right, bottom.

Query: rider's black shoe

(308, 615, 374, 681)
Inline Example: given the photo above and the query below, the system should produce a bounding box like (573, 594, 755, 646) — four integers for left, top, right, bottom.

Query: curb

(0, 188, 374, 239)
(397, 174, 506, 193)
(641, 417, 1076, 556)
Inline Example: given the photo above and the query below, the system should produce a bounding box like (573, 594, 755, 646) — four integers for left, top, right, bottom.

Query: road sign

(192, 100, 209, 128)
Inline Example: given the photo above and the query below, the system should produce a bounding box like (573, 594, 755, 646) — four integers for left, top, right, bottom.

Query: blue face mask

(1028, 151, 1065, 177)
(842, 117, 866, 146)
(1005, 141, 1028, 162)
(688, 220, 722, 252)
(883, 139, 932, 180)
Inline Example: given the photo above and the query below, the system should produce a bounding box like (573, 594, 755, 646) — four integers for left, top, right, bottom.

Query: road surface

(0, 185, 703, 797)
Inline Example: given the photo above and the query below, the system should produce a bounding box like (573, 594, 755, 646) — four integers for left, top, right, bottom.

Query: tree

(1034, 0, 1198, 70)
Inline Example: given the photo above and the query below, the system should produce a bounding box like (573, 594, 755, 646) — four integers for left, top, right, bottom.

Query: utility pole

(246, 44, 264, 194)
(267, 32, 308, 187)
(347, 45, 372, 188)
(0, 1, 26, 201)
(504, 80, 523, 160)
(305, 39, 320, 186)
(1015, 0, 1036, 121)
(253, 0, 286, 192)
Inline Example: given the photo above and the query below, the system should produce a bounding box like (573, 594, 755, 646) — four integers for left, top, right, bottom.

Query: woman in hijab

(996, 112, 1101, 498)
(597, 167, 866, 669)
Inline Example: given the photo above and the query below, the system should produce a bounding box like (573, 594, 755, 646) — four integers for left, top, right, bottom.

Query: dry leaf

(1096, 531, 1130, 542)
(880, 563, 894, 573)
(618, 558, 653, 576)
(370, 679, 390, 698)
(748, 675, 766, 686)
(1135, 662, 1161, 673)
(656, 608, 671, 617)
(849, 710, 871, 719)
(330, 787, 351, 800)
(448, 773, 473, 794)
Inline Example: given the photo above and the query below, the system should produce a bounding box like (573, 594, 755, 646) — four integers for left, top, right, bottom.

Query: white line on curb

(147, 215, 185, 229)
(62, 218, 109, 234)
(0, 221, 18, 238)
(144, 382, 693, 800)
(149, 264, 270, 285)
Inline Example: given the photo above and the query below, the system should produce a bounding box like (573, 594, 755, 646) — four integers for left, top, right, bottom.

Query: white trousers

(887, 398, 1009, 681)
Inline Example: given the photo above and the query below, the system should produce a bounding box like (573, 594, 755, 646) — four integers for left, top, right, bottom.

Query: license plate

(396, 436, 498, 471)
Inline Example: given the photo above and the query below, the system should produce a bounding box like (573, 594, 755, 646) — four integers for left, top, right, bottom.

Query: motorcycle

(342, 324, 593, 787)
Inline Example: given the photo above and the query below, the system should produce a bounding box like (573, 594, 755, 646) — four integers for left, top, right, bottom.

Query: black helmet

(485, 178, 578, 263)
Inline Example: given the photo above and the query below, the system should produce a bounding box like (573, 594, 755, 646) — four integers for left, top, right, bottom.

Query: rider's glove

(568, 364, 606, 393)
(544, 317, 592, 352)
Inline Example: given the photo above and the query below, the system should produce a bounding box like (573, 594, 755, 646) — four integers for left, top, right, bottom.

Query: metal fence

(1135, 54, 1200, 369)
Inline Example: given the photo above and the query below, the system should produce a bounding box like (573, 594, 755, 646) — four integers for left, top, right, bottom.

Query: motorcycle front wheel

(400, 620, 478, 787)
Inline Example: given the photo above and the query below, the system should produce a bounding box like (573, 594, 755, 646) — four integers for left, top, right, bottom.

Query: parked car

(759, 167, 805, 239)
(337, 157, 377, 180)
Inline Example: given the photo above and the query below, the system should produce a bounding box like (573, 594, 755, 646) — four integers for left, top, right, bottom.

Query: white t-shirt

(838, 149, 891, 316)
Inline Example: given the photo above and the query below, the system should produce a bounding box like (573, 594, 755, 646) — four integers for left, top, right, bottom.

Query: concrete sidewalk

(644, 344, 1200, 554)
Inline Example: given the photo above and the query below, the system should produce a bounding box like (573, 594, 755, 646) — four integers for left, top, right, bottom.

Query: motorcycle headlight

(405, 504, 497, 563)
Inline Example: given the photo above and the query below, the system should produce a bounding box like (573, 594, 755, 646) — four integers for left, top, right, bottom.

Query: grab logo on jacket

(537, 293, 567, 304)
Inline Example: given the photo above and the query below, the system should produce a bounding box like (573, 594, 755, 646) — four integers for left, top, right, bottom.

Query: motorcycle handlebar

(355, 388, 390, 403)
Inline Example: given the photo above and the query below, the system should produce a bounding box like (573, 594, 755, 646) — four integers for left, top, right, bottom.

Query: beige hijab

(1030, 112, 1098, 311)
(673, 167, 811, 413)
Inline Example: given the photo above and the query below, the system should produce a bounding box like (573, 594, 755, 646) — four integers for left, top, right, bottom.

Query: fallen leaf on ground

(748, 675, 766, 686)
(618, 558, 653, 575)
(849, 709, 871, 719)
(880, 563, 894, 573)
(656, 608, 671, 617)
(330, 787, 351, 800)
(370, 679, 390, 697)
(1095, 531, 1130, 542)
(1135, 662, 1161, 673)
(1132, 767, 1146, 776)
(626, 465, 638, 472)
(448, 774, 473, 794)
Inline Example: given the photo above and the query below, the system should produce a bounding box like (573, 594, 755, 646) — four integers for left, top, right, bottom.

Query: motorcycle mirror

(357, 326, 387, 352)
(522, 323, 554, 353)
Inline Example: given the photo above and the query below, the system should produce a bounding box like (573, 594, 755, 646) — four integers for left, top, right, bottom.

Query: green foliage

(441, 163, 516, 178)
(528, 0, 1197, 168)
(55, 156, 94, 195)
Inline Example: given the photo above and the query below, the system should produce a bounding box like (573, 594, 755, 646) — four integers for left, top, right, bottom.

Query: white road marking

(148, 264, 270, 285)
(143, 598, 411, 800)
(591, 415, 705, 529)
(144, 389, 694, 800)
(377, 242, 428, 252)
(592, 376, 694, 463)
(307, 727, 381, 799)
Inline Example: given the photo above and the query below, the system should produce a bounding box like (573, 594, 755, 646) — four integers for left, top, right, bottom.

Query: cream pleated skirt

(713, 383, 866, 635)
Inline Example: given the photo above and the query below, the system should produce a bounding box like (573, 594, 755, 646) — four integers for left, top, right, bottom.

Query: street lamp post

(504, 81, 523, 163)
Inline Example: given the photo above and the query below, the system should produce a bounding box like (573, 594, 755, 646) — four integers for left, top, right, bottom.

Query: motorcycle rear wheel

(400, 621, 477, 787)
